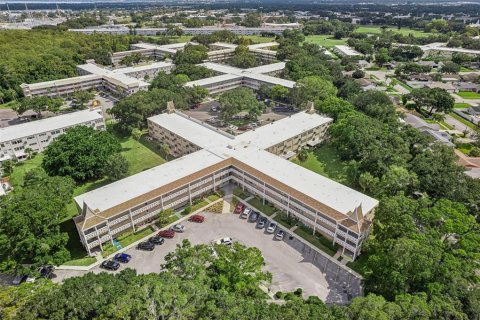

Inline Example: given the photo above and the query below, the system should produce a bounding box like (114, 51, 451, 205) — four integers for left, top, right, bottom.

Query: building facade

(0, 109, 105, 163)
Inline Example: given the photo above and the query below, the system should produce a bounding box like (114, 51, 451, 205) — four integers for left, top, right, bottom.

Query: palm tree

(24, 147, 33, 160)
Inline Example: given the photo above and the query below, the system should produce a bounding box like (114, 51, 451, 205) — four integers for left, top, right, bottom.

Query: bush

(183, 206, 192, 215)
(275, 291, 285, 299)
(470, 147, 480, 157)
(294, 288, 303, 297)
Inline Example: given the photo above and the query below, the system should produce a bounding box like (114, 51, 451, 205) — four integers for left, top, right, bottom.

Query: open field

(304, 35, 347, 48)
(292, 144, 353, 187)
(354, 25, 433, 37)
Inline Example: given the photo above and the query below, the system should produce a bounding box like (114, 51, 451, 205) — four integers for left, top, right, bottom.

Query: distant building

(0, 110, 104, 163)
(332, 45, 363, 58)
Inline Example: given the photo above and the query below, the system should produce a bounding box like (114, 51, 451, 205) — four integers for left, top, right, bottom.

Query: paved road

(54, 211, 356, 304)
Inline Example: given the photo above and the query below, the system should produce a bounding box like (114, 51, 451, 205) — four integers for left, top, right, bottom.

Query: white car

(171, 224, 186, 233)
(241, 207, 251, 219)
(228, 124, 238, 131)
(266, 222, 277, 234)
(275, 229, 285, 240)
(214, 237, 233, 246)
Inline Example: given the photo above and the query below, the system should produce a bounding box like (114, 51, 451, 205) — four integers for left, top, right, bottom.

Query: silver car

(257, 218, 267, 229)
(171, 224, 186, 233)
(275, 229, 285, 240)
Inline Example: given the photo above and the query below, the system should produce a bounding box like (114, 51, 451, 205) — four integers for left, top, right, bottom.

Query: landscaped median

(233, 195, 361, 278)
(237, 196, 338, 257)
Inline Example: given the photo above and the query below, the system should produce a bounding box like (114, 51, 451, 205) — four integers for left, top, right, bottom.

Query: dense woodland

(0, 24, 479, 319)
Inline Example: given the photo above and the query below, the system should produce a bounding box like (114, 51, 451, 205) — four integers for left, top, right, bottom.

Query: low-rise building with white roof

(0, 109, 104, 163)
(74, 104, 377, 260)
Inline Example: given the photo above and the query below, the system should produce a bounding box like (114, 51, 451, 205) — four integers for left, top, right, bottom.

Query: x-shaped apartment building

(74, 103, 378, 260)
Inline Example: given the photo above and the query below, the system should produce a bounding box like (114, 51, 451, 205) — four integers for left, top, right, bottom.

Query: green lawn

(242, 35, 276, 43)
(294, 227, 337, 257)
(0, 101, 17, 109)
(62, 257, 97, 266)
(391, 78, 412, 92)
(9, 154, 44, 188)
(102, 227, 155, 258)
(454, 103, 472, 109)
(456, 143, 474, 155)
(60, 218, 93, 266)
(449, 112, 479, 130)
(354, 25, 432, 37)
(346, 252, 369, 275)
(233, 187, 250, 200)
(273, 211, 297, 229)
(117, 134, 166, 176)
(457, 91, 480, 99)
(304, 35, 347, 48)
(247, 197, 276, 216)
(292, 144, 353, 187)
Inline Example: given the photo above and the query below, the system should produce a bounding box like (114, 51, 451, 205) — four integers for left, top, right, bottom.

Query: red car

(188, 214, 205, 223)
(157, 230, 175, 238)
(234, 203, 245, 214)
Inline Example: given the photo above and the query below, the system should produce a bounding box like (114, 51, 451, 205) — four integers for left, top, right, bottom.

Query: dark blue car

(113, 253, 132, 263)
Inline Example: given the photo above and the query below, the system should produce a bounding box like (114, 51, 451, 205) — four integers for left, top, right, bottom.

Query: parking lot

(54, 209, 360, 304)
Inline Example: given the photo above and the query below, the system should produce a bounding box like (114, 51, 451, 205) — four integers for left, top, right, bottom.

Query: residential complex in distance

(74, 103, 378, 259)
(68, 23, 302, 36)
(185, 61, 295, 94)
(20, 41, 282, 99)
(20, 60, 174, 99)
(0, 109, 104, 163)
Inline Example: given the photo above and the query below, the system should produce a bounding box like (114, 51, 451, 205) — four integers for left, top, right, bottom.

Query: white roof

(236, 149, 378, 216)
(185, 73, 243, 87)
(334, 45, 363, 56)
(23, 74, 102, 90)
(0, 109, 103, 143)
(199, 62, 243, 74)
(76, 110, 377, 221)
(148, 112, 234, 149)
(245, 62, 285, 74)
(75, 149, 224, 213)
(243, 72, 296, 88)
(247, 42, 279, 50)
(238, 112, 332, 149)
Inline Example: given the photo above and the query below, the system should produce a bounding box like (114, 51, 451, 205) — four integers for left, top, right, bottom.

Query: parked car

(158, 230, 175, 238)
(12, 275, 35, 285)
(234, 203, 245, 214)
(275, 229, 285, 241)
(266, 222, 277, 234)
(249, 211, 259, 222)
(171, 224, 186, 233)
(257, 217, 267, 229)
(38, 265, 55, 279)
(241, 207, 251, 219)
(149, 235, 165, 245)
(214, 237, 233, 246)
(100, 260, 120, 271)
(114, 253, 132, 263)
(188, 214, 205, 223)
(137, 241, 155, 251)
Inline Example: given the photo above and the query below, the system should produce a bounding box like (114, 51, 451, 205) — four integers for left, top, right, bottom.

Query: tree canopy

(42, 126, 122, 182)
(218, 87, 264, 121)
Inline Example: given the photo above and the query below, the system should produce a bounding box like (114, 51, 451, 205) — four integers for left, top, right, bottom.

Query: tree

(451, 53, 471, 66)
(375, 48, 391, 66)
(270, 85, 290, 102)
(440, 61, 461, 74)
(241, 13, 262, 27)
(352, 69, 365, 79)
(131, 128, 143, 141)
(0, 169, 74, 272)
(1, 159, 16, 177)
(230, 45, 258, 68)
(102, 154, 129, 181)
(173, 44, 208, 65)
(405, 88, 455, 117)
(378, 165, 419, 196)
(15, 96, 63, 118)
(173, 64, 214, 81)
(291, 76, 337, 108)
(42, 126, 122, 182)
(218, 87, 265, 121)
(297, 149, 309, 162)
(161, 143, 171, 160)
(71, 90, 94, 110)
